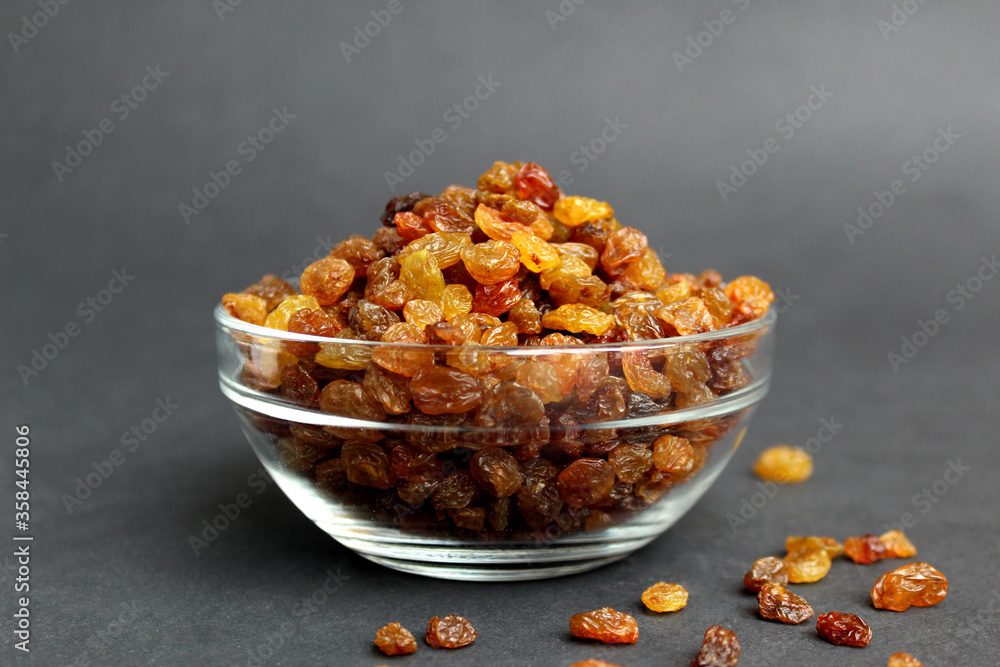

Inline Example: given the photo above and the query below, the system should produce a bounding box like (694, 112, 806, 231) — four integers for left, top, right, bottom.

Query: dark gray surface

(2, 1, 999, 665)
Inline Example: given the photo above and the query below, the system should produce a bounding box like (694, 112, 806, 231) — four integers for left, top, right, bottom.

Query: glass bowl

(215, 304, 775, 581)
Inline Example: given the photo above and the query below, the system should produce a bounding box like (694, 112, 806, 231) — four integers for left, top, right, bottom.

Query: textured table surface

(2, 2, 999, 665)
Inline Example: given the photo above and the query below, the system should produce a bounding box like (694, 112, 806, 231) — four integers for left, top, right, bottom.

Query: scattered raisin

(784, 549, 832, 584)
(743, 556, 789, 592)
(816, 612, 873, 647)
(844, 534, 888, 564)
(871, 562, 948, 611)
(425, 615, 477, 649)
(690, 625, 740, 667)
(784, 536, 844, 559)
(569, 608, 638, 644)
(753, 445, 813, 483)
(374, 622, 417, 656)
(880, 530, 918, 558)
(641, 582, 689, 612)
(888, 653, 924, 667)
(757, 583, 814, 624)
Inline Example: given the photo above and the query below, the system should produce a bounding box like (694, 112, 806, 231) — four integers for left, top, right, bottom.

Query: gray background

(2, 1, 999, 665)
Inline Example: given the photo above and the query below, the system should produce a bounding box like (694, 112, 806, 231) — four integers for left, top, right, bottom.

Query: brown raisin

(844, 534, 888, 564)
(641, 582, 689, 612)
(871, 562, 948, 611)
(569, 607, 638, 644)
(318, 379, 385, 441)
(743, 556, 789, 592)
(425, 614, 477, 649)
(414, 197, 476, 234)
(410, 366, 483, 415)
(221, 293, 269, 326)
(284, 307, 341, 356)
(515, 162, 561, 210)
(243, 274, 296, 311)
(608, 443, 653, 483)
(340, 441, 395, 489)
(557, 459, 615, 507)
(690, 625, 740, 667)
(472, 276, 521, 316)
(299, 257, 355, 306)
(279, 364, 319, 405)
(470, 448, 523, 497)
(600, 226, 648, 275)
(381, 192, 427, 226)
(460, 239, 521, 284)
(374, 622, 417, 656)
(652, 435, 694, 479)
(757, 583, 814, 624)
(816, 612, 872, 647)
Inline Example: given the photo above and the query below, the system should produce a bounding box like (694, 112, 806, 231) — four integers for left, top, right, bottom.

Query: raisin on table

(845, 534, 888, 564)
(743, 556, 789, 592)
(784, 548, 832, 584)
(690, 625, 740, 667)
(816, 612, 873, 647)
(425, 614, 477, 649)
(569, 607, 638, 644)
(888, 652, 924, 666)
(642, 582, 689, 612)
(871, 562, 948, 611)
(757, 583, 814, 624)
(374, 622, 417, 656)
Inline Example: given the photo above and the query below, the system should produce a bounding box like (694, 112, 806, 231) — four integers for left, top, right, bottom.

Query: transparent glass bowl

(215, 305, 775, 581)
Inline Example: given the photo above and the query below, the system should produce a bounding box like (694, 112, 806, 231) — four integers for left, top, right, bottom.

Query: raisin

(425, 614, 477, 649)
(340, 441, 395, 489)
(381, 192, 427, 226)
(569, 608, 638, 644)
(432, 471, 477, 510)
(888, 653, 924, 667)
(364, 257, 413, 311)
(473, 202, 527, 241)
(472, 277, 521, 316)
(477, 160, 518, 193)
(240, 274, 296, 311)
(284, 308, 340, 356)
(515, 162, 561, 210)
(541, 304, 615, 336)
(314, 459, 348, 492)
(663, 348, 712, 394)
(871, 562, 948, 611)
(507, 297, 543, 334)
(743, 556, 789, 592)
(460, 239, 521, 284)
(784, 549, 832, 584)
(757, 583, 814, 624)
(470, 448, 523, 497)
(299, 257, 354, 306)
(657, 298, 717, 336)
(440, 283, 473, 320)
(571, 217, 617, 254)
(394, 211, 432, 240)
(641, 582, 689, 612)
(372, 322, 434, 377)
(880, 530, 918, 558)
(280, 364, 319, 405)
(613, 301, 664, 341)
(373, 225, 407, 255)
(570, 661, 623, 667)
(784, 536, 844, 559)
(222, 293, 269, 325)
(541, 255, 592, 290)
(414, 196, 476, 234)
(515, 459, 562, 529)
(600, 227, 648, 275)
(652, 434, 694, 479)
(265, 295, 322, 330)
(816, 612, 873, 647)
(621, 248, 667, 291)
(276, 437, 324, 473)
(397, 474, 440, 505)
(702, 286, 735, 328)
(351, 299, 400, 338)
(374, 622, 417, 656)
(622, 351, 673, 399)
(290, 423, 340, 448)
(397, 231, 472, 269)
(315, 334, 373, 371)
(515, 361, 563, 403)
(608, 443, 653, 483)
(725, 276, 774, 322)
(329, 235, 384, 275)
(753, 445, 813, 483)
(362, 365, 412, 415)
(557, 458, 615, 507)
(690, 625, 740, 667)
(844, 534, 888, 564)
(318, 379, 385, 441)
(407, 365, 483, 415)
(399, 249, 445, 303)
(402, 299, 444, 330)
(553, 196, 614, 228)
(510, 230, 561, 272)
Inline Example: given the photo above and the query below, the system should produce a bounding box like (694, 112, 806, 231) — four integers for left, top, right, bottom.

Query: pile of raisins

(222, 160, 775, 542)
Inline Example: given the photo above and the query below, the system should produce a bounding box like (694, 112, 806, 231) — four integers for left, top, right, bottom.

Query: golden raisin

(888, 653, 924, 667)
(784, 549, 832, 583)
(541, 304, 615, 336)
(222, 293, 269, 326)
(460, 240, 521, 284)
(871, 562, 948, 611)
(641, 582, 689, 612)
(299, 257, 355, 306)
(784, 536, 844, 559)
(844, 534, 888, 564)
(880, 529, 918, 558)
(553, 196, 614, 227)
(374, 622, 417, 656)
(510, 230, 561, 272)
(753, 445, 813, 483)
(399, 249, 445, 303)
(265, 295, 322, 330)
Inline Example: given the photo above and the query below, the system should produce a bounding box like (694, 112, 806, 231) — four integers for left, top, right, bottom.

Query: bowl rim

(214, 303, 775, 353)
